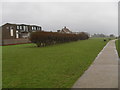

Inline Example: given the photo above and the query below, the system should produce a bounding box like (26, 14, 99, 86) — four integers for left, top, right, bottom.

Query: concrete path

(72, 40, 118, 88)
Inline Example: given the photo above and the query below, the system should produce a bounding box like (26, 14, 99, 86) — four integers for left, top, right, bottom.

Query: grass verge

(3, 38, 108, 88)
(116, 39, 120, 57)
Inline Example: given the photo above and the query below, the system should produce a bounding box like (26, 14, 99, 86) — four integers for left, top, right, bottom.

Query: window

(34, 27, 36, 30)
(38, 27, 40, 30)
(39, 27, 41, 30)
(37, 27, 38, 30)
(17, 26, 19, 29)
(6, 27, 9, 29)
(38, 27, 39, 30)
(32, 27, 34, 30)
(16, 31, 19, 38)
(10, 28, 13, 36)
(23, 26, 26, 31)
(20, 26, 22, 30)
(26, 26, 28, 31)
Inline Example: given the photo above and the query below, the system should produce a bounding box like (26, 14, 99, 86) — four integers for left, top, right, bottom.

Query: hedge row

(29, 31, 89, 47)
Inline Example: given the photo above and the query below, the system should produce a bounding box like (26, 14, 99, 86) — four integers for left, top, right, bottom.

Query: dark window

(37, 27, 39, 30)
(39, 27, 41, 30)
(26, 26, 28, 31)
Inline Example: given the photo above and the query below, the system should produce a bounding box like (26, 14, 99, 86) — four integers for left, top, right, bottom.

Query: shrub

(29, 31, 89, 47)
(103, 39, 107, 42)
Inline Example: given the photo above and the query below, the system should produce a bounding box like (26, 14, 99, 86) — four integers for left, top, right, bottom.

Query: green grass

(116, 39, 120, 57)
(3, 38, 108, 88)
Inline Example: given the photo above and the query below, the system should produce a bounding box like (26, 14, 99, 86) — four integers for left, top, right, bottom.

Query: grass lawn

(116, 39, 120, 57)
(3, 38, 108, 88)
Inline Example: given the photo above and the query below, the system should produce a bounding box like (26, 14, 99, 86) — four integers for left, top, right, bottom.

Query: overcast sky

(2, 2, 118, 35)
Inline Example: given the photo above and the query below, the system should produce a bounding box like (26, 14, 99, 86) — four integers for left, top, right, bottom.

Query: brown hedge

(29, 31, 89, 47)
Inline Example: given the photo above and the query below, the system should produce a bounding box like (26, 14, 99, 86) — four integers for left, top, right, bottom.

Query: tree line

(29, 31, 89, 47)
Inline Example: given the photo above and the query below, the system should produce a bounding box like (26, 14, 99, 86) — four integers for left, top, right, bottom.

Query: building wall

(2, 23, 42, 40)
(2, 39, 30, 45)
(1, 23, 42, 45)
(2, 24, 17, 39)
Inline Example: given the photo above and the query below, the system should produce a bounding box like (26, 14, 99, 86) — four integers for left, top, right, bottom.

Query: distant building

(1, 23, 42, 39)
(57, 26, 72, 34)
(0, 23, 42, 45)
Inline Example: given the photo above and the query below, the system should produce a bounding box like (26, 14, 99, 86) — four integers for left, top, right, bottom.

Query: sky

(1, 1, 118, 36)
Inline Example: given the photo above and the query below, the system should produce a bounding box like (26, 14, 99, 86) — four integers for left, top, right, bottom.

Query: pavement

(72, 40, 118, 88)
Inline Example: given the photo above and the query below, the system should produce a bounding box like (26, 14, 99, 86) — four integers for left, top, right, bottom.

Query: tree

(109, 34, 115, 37)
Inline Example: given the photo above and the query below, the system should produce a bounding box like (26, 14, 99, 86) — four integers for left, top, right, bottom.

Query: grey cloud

(2, 2, 118, 35)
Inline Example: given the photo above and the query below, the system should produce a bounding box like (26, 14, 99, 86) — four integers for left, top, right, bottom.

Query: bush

(103, 39, 107, 42)
(29, 31, 89, 47)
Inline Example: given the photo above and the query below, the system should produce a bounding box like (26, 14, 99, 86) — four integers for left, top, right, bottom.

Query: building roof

(1, 23, 41, 27)
(60, 26, 72, 33)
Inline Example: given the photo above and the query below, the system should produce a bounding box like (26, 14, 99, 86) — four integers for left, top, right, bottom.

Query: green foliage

(116, 40, 120, 57)
(29, 31, 89, 47)
(2, 38, 107, 88)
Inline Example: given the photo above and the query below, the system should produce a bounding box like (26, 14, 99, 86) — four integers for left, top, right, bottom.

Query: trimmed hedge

(29, 31, 89, 47)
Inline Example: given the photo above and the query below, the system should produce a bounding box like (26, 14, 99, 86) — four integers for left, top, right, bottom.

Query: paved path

(72, 40, 118, 88)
